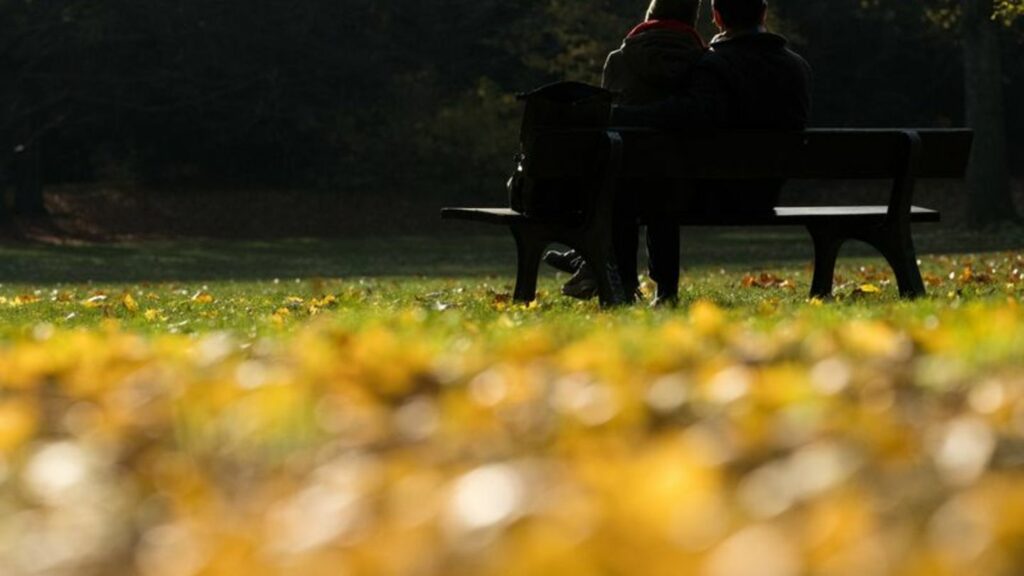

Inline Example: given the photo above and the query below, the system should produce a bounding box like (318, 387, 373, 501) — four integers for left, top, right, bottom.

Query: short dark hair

(646, 0, 703, 25)
(712, 0, 767, 29)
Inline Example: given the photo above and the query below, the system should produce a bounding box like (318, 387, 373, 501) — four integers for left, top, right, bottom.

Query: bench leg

(874, 130, 926, 299)
(511, 226, 546, 303)
(808, 226, 845, 299)
(866, 232, 927, 299)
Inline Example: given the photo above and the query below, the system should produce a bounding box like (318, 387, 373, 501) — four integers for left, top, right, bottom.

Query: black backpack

(508, 81, 614, 216)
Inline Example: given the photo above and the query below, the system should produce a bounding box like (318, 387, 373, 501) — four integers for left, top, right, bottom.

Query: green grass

(1, 230, 1021, 336)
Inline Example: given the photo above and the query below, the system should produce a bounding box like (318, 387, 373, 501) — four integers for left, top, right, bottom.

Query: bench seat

(442, 205, 941, 226)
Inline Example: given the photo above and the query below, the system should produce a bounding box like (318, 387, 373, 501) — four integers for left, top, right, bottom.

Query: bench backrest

(527, 129, 973, 181)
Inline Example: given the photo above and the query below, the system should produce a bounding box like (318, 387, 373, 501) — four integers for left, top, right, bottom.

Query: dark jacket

(602, 22, 705, 105)
(613, 30, 813, 214)
(613, 30, 812, 131)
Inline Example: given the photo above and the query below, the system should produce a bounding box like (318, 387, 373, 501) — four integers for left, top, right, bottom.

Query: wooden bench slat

(442, 205, 940, 226)
(528, 129, 973, 181)
(441, 207, 525, 225)
(670, 206, 941, 225)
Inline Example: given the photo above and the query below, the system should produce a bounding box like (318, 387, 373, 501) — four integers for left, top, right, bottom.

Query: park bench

(442, 128, 974, 306)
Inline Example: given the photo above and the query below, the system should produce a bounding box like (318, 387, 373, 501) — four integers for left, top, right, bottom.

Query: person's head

(711, 0, 767, 31)
(646, 0, 702, 26)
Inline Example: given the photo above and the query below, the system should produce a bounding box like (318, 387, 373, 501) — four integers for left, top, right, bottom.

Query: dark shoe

(543, 249, 584, 274)
(561, 262, 599, 300)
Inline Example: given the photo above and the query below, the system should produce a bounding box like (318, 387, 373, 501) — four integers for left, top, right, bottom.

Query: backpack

(508, 81, 614, 217)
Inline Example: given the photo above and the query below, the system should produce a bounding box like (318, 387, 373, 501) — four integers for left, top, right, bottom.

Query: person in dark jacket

(550, 0, 707, 301)
(603, 0, 706, 105)
(554, 0, 812, 305)
(612, 0, 812, 305)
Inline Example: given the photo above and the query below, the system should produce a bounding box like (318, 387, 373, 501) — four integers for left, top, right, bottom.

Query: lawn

(1, 231, 1024, 576)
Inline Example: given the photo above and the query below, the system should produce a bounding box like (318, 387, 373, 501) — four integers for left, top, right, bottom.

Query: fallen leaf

(192, 292, 215, 304)
(122, 293, 139, 312)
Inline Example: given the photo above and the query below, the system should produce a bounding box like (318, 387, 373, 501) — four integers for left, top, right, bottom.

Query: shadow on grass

(1, 225, 1023, 284)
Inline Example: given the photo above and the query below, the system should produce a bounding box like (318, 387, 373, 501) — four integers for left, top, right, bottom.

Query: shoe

(543, 249, 584, 274)
(561, 262, 599, 300)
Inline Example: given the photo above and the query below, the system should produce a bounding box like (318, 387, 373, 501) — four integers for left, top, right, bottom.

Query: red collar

(627, 19, 705, 47)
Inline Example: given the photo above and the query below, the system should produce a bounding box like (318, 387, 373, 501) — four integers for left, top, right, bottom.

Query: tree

(0, 0, 66, 217)
(843, 0, 1021, 228)
(962, 0, 1018, 227)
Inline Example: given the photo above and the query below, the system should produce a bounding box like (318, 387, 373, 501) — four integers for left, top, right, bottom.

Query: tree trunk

(962, 0, 1018, 228)
(14, 114, 46, 217)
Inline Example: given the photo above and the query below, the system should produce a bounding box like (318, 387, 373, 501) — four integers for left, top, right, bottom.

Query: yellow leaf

(13, 294, 40, 306)
(271, 307, 291, 326)
(122, 293, 139, 312)
(143, 309, 165, 322)
(492, 293, 512, 311)
(859, 284, 882, 294)
(192, 292, 215, 304)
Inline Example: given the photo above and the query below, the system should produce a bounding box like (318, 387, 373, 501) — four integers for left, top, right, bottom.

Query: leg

(578, 228, 628, 307)
(646, 222, 680, 299)
(590, 247, 628, 307)
(583, 129, 628, 307)
(511, 226, 547, 303)
(808, 225, 845, 299)
(609, 177, 642, 295)
(613, 218, 640, 295)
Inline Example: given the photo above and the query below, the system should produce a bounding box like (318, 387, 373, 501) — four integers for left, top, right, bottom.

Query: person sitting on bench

(547, 0, 707, 300)
(552, 0, 813, 305)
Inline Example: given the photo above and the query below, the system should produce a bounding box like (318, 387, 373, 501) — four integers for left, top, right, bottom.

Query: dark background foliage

(1, 0, 1021, 233)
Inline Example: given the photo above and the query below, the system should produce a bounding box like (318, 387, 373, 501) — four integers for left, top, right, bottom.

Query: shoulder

(787, 47, 813, 73)
(778, 44, 813, 81)
(602, 47, 627, 89)
(694, 47, 732, 75)
(604, 45, 626, 72)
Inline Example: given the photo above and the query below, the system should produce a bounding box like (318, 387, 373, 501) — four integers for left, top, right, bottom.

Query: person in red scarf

(549, 0, 706, 303)
(603, 0, 706, 105)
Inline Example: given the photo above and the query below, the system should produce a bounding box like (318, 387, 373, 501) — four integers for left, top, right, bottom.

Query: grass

(1, 231, 1024, 576)
(0, 230, 1021, 335)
